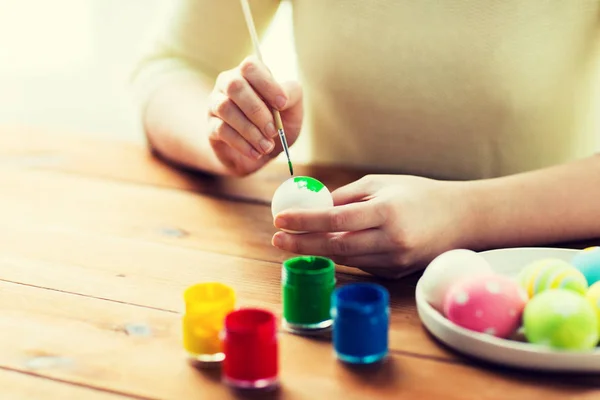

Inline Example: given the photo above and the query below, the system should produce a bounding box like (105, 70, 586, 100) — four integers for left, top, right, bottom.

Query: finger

(208, 92, 274, 155)
(333, 256, 423, 278)
(271, 229, 394, 257)
(331, 254, 398, 270)
(208, 117, 261, 160)
(216, 69, 278, 142)
(332, 176, 376, 206)
(274, 201, 385, 233)
(240, 56, 288, 110)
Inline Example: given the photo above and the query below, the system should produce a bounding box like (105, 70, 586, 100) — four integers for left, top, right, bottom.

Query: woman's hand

(271, 175, 477, 278)
(207, 56, 303, 176)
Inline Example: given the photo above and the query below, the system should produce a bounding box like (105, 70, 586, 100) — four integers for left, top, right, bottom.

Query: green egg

(585, 281, 600, 337)
(523, 289, 598, 350)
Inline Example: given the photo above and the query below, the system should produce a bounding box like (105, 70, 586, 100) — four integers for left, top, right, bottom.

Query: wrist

(450, 179, 497, 252)
(456, 175, 539, 252)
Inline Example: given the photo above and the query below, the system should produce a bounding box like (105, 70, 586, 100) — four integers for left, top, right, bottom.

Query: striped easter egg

(518, 258, 588, 298)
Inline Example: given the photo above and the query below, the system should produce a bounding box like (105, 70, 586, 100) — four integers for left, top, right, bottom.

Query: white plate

(415, 247, 600, 372)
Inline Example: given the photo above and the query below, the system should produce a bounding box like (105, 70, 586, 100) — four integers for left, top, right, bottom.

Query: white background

(0, 0, 297, 145)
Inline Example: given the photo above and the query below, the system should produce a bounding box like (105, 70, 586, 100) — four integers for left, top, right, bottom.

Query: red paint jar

(222, 308, 279, 389)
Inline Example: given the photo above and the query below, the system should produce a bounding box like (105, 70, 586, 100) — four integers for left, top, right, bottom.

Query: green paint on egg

(293, 176, 325, 192)
(523, 289, 598, 350)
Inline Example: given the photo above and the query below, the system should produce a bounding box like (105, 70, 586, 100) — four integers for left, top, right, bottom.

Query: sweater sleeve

(130, 0, 281, 112)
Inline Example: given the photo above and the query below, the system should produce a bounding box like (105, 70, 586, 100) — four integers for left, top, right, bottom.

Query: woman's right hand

(207, 56, 303, 177)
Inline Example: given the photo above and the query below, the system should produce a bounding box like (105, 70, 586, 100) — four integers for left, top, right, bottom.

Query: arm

(142, 74, 227, 174)
(130, 0, 281, 175)
(270, 155, 600, 276)
(466, 154, 600, 249)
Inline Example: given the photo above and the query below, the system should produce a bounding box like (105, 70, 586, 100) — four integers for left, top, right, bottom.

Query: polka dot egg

(571, 246, 600, 286)
(443, 274, 528, 339)
(420, 249, 494, 312)
(523, 289, 598, 350)
(271, 176, 334, 234)
(517, 258, 588, 299)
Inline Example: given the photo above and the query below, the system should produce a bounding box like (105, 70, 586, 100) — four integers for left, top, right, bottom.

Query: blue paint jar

(331, 283, 389, 364)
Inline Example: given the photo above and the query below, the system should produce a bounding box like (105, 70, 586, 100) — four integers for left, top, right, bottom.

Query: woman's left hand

(271, 174, 477, 278)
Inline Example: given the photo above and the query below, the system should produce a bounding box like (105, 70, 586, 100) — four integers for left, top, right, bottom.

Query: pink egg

(443, 274, 528, 338)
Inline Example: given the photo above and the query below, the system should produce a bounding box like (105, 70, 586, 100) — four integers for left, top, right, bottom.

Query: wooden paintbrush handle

(273, 109, 284, 131)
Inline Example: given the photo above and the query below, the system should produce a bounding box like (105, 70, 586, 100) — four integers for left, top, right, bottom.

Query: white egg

(271, 176, 334, 234)
(420, 249, 494, 312)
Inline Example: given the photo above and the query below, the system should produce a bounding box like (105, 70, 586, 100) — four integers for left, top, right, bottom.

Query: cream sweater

(132, 0, 600, 180)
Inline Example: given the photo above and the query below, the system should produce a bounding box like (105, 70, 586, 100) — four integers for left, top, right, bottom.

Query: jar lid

(183, 282, 235, 316)
(332, 283, 389, 316)
(282, 256, 335, 286)
(224, 308, 277, 337)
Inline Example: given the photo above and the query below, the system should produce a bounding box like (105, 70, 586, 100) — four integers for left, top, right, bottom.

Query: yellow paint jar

(182, 282, 235, 364)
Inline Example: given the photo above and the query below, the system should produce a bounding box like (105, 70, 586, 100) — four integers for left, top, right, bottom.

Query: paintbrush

(239, 0, 294, 176)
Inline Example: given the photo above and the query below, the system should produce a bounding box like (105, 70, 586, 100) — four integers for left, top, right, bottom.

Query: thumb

(331, 177, 373, 206)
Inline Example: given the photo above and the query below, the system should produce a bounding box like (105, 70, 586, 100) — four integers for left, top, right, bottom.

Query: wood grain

(2, 280, 598, 400)
(0, 165, 380, 277)
(0, 223, 445, 361)
(0, 368, 135, 400)
(0, 126, 365, 205)
(3, 127, 600, 398)
(0, 167, 290, 263)
(2, 127, 598, 251)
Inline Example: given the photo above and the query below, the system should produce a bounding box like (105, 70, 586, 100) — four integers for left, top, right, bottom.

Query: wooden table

(2, 127, 600, 400)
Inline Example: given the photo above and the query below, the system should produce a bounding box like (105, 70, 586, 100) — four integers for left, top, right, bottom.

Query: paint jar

(182, 282, 235, 364)
(282, 256, 335, 334)
(332, 283, 390, 364)
(222, 308, 279, 389)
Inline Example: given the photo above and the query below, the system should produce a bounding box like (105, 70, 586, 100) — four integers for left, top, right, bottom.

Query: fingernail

(272, 234, 283, 247)
(260, 139, 274, 153)
(275, 95, 287, 109)
(250, 148, 262, 159)
(265, 122, 277, 138)
(275, 216, 288, 228)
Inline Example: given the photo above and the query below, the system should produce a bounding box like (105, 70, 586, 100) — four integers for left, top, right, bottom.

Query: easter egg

(571, 247, 600, 286)
(271, 176, 334, 234)
(517, 258, 587, 298)
(443, 274, 528, 338)
(420, 249, 494, 312)
(523, 289, 598, 350)
(586, 281, 600, 337)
